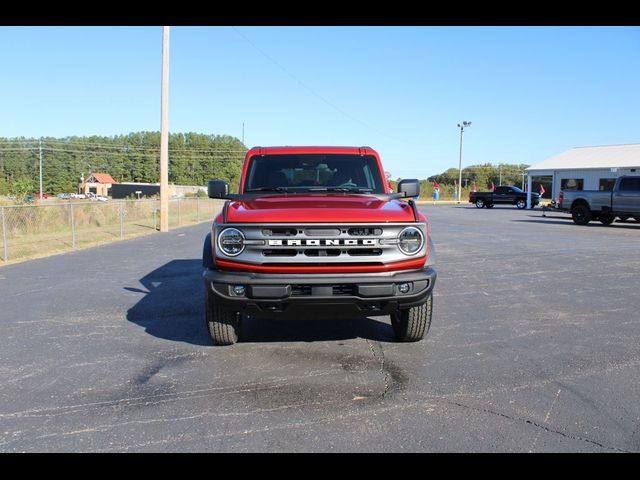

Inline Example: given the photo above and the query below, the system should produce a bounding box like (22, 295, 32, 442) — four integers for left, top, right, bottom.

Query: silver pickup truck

(558, 176, 640, 225)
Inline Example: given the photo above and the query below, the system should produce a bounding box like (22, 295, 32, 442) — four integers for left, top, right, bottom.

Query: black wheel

(618, 216, 629, 223)
(571, 204, 592, 225)
(475, 199, 485, 208)
(205, 288, 240, 345)
(634, 217, 640, 223)
(391, 294, 432, 342)
(485, 203, 494, 209)
(516, 199, 526, 209)
(599, 214, 615, 225)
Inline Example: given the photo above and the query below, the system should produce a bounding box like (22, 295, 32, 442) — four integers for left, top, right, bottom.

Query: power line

(2, 140, 247, 153)
(231, 26, 419, 148)
(37, 145, 246, 154)
(1, 147, 245, 156)
(39, 140, 248, 153)
(0, 151, 244, 163)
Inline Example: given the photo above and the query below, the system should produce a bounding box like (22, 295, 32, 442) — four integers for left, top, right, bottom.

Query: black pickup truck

(469, 185, 540, 209)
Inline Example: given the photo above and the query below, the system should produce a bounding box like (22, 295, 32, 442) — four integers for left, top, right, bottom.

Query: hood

(225, 194, 417, 223)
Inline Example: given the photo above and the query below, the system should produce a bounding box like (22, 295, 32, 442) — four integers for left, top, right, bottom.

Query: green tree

(8, 177, 33, 199)
(0, 132, 248, 195)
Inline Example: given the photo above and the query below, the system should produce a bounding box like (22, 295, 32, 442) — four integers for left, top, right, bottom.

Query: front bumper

(203, 267, 436, 318)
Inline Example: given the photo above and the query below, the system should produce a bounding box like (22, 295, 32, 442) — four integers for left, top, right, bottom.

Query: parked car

(558, 175, 640, 225)
(202, 146, 437, 345)
(469, 185, 540, 209)
(35, 193, 49, 199)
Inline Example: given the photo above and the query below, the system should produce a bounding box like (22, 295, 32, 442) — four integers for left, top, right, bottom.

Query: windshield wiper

(308, 187, 373, 193)
(244, 186, 290, 193)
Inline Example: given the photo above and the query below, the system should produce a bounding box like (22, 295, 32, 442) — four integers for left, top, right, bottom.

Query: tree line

(388, 163, 531, 200)
(0, 132, 246, 196)
(1, 133, 530, 200)
(426, 163, 530, 190)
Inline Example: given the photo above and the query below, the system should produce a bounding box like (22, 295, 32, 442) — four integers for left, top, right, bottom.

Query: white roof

(526, 143, 640, 172)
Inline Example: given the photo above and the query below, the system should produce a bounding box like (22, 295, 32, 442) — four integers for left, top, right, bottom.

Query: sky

(0, 26, 639, 179)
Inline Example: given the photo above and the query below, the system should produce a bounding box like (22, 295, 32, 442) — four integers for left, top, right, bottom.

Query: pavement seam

(439, 397, 631, 453)
(529, 388, 562, 452)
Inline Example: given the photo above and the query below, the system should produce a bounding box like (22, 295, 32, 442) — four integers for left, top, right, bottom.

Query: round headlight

(218, 228, 245, 257)
(398, 226, 424, 256)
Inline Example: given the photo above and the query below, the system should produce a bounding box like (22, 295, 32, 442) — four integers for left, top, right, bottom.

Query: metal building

(110, 182, 207, 199)
(525, 143, 640, 207)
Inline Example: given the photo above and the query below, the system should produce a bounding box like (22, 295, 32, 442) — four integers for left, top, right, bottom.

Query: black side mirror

(208, 180, 229, 199)
(398, 178, 420, 198)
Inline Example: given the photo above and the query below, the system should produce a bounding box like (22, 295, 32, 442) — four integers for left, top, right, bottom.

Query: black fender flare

(203, 232, 215, 269)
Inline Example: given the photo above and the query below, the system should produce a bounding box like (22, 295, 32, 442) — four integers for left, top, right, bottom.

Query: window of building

(599, 178, 616, 191)
(560, 178, 583, 190)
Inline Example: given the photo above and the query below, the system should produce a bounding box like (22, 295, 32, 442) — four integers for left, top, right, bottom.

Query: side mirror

(398, 178, 420, 198)
(208, 180, 229, 199)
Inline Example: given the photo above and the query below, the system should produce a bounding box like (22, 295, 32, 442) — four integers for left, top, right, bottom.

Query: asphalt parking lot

(1, 205, 639, 452)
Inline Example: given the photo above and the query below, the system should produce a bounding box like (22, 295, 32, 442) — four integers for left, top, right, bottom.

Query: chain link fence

(0, 198, 224, 265)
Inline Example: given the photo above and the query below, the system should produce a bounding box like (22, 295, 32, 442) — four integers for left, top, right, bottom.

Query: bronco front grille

(214, 223, 427, 266)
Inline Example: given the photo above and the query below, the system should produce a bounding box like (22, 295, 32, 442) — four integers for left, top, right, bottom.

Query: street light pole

(457, 121, 472, 204)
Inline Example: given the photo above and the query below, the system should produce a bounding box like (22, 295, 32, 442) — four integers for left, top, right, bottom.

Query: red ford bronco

(203, 146, 436, 345)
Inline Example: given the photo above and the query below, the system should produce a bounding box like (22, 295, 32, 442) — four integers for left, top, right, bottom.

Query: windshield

(244, 154, 385, 194)
(511, 186, 523, 193)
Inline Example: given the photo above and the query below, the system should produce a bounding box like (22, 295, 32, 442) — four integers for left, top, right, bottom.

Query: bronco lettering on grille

(268, 239, 377, 246)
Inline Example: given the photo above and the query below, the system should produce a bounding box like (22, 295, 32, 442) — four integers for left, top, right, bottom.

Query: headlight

(398, 226, 424, 256)
(218, 228, 245, 256)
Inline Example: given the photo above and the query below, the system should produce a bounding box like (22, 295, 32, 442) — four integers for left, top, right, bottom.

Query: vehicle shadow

(513, 215, 640, 228)
(239, 315, 394, 344)
(126, 259, 395, 346)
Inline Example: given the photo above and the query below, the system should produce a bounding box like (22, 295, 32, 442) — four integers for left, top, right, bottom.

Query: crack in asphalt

(439, 397, 631, 453)
(0, 371, 339, 419)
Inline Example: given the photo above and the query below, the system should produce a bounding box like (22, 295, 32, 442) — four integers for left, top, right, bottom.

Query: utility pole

(39, 139, 43, 199)
(159, 26, 170, 232)
(242, 122, 245, 145)
(457, 121, 472, 204)
(499, 164, 502, 186)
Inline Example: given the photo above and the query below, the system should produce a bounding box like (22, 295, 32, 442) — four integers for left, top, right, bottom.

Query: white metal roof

(526, 143, 640, 172)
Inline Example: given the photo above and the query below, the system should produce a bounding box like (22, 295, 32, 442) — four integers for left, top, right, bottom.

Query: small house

(79, 173, 118, 197)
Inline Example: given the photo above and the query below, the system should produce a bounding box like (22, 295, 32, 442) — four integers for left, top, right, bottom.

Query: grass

(0, 199, 224, 266)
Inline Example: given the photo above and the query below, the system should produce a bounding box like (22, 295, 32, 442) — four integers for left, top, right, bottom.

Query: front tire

(516, 199, 526, 209)
(571, 204, 592, 225)
(205, 288, 240, 346)
(391, 294, 433, 342)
